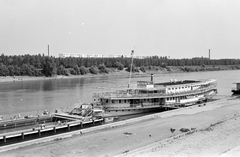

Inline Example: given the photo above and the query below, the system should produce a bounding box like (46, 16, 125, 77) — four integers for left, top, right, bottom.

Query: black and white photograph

(0, 0, 240, 156)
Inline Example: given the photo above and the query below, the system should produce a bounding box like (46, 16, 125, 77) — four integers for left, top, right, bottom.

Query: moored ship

(93, 76, 218, 116)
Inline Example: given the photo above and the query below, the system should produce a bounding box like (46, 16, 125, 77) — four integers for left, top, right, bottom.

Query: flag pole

(128, 49, 134, 88)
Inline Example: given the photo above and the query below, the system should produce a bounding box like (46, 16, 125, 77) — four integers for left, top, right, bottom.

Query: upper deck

(93, 79, 217, 100)
(155, 80, 200, 86)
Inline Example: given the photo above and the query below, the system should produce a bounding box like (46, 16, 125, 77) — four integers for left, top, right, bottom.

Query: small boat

(232, 82, 240, 95)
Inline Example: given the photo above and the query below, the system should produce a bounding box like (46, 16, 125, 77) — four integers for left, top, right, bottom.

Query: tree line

(0, 54, 240, 77)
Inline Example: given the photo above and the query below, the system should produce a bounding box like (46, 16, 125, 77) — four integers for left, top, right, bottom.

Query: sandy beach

(0, 71, 134, 83)
(0, 96, 239, 157)
(0, 74, 105, 83)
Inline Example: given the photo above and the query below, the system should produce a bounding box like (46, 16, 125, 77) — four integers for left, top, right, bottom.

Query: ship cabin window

(119, 100, 122, 103)
(172, 88, 174, 90)
(154, 98, 159, 102)
(112, 100, 115, 103)
(106, 99, 109, 103)
(124, 100, 127, 103)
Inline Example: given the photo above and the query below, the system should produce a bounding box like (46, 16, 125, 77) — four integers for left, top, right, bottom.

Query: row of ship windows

(166, 96, 186, 101)
(108, 109, 146, 112)
(108, 110, 131, 112)
(168, 87, 190, 90)
(167, 84, 211, 91)
(105, 99, 157, 104)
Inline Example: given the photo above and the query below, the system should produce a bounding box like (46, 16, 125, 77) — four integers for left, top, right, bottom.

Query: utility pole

(128, 49, 134, 88)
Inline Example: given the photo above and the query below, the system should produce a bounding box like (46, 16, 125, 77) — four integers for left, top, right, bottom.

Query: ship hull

(104, 89, 217, 116)
(104, 106, 164, 117)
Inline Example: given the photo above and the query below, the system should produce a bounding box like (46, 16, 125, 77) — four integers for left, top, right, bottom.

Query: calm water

(0, 70, 239, 117)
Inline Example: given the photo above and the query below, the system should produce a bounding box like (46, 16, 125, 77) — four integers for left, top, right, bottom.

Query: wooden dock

(0, 113, 104, 146)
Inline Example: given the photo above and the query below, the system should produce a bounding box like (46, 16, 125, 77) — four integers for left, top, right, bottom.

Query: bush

(73, 65, 80, 75)
(0, 63, 9, 76)
(79, 66, 89, 75)
(126, 64, 136, 72)
(89, 66, 99, 74)
(70, 68, 76, 75)
(134, 67, 140, 72)
(166, 67, 172, 71)
(160, 62, 167, 68)
(114, 62, 124, 70)
(98, 63, 109, 73)
(140, 66, 146, 72)
(57, 65, 66, 75)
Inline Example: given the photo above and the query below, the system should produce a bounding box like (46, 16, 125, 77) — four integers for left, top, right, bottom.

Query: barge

(0, 104, 107, 146)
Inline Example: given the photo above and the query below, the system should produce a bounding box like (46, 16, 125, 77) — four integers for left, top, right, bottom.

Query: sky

(1, 0, 240, 59)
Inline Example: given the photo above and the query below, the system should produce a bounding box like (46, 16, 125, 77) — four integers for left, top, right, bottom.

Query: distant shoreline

(0, 65, 239, 83)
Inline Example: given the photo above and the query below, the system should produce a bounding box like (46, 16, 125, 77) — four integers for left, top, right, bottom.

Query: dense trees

(0, 53, 239, 77)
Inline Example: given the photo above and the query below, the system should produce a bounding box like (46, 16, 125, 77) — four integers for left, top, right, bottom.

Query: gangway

(53, 113, 83, 121)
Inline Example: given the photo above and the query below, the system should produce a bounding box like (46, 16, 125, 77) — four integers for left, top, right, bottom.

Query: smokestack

(209, 49, 210, 59)
(151, 74, 153, 82)
(48, 45, 49, 57)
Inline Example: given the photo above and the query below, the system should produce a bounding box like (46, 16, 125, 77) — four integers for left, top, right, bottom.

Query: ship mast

(128, 49, 134, 88)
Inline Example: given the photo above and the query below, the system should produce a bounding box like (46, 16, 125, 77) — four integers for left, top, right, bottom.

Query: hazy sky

(1, 0, 240, 59)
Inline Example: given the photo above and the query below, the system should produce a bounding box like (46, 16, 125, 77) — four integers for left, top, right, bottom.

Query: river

(0, 70, 239, 117)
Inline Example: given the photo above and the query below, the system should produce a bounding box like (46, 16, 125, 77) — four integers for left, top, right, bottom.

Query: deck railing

(93, 85, 217, 99)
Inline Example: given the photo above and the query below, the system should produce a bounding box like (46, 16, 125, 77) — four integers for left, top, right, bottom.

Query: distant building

(59, 53, 154, 59)
(59, 53, 70, 58)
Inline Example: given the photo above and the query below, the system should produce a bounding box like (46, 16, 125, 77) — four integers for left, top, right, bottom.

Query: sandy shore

(0, 96, 240, 157)
(0, 74, 110, 83)
(0, 70, 141, 83)
(0, 70, 182, 83)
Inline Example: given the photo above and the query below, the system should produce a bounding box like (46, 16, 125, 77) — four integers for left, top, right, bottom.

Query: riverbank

(1, 96, 240, 157)
(0, 70, 130, 83)
(0, 65, 239, 83)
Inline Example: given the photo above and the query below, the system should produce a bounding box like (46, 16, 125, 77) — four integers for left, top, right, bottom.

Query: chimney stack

(151, 74, 153, 82)
(209, 49, 210, 59)
(48, 45, 49, 57)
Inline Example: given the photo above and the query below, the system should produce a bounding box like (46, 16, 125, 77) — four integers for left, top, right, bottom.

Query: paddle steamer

(93, 76, 217, 116)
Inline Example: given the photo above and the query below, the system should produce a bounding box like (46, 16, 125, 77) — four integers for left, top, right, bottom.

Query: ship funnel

(151, 74, 153, 82)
